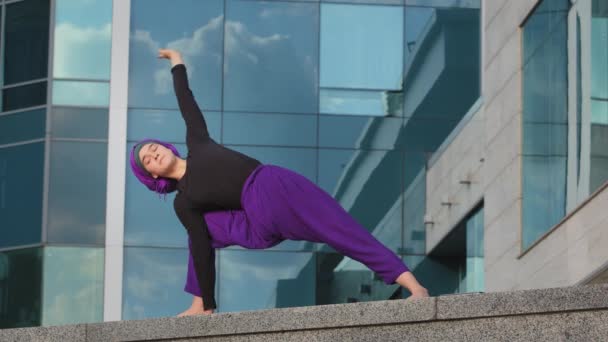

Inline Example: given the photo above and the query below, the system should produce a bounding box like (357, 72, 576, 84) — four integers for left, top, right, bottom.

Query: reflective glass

(522, 0, 570, 63)
(51, 107, 108, 140)
(0, 247, 43, 329)
(228, 146, 317, 183)
(320, 4, 403, 90)
(522, 156, 566, 248)
(4, 0, 50, 85)
(403, 155, 427, 255)
(42, 247, 104, 326)
(124, 144, 189, 247)
(122, 247, 206, 319)
(224, 0, 318, 113)
(591, 99, 608, 124)
(399, 119, 460, 152)
(53, 0, 112, 79)
(47, 141, 107, 245)
(128, 109, 221, 144)
(0, 143, 44, 249)
(319, 115, 403, 150)
(405, 0, 480, 7)
(403, 6, 480, 120)
(523, 123, 568, 156)
(223, 112, 316, 147)
(318, 149, 403, 253)
(0, 109, 45, 145)
(2, 82, 47, 112)
(590, 121, 608, 193)
(591, 6, 607, 98)
(218, 250, 315, 312)
(464, 206, 483, 293)
(52, 81, 110, 107)
(129, 0, 223, 110)
(320, 89, 403, 117)
(316, 251, 398, 304)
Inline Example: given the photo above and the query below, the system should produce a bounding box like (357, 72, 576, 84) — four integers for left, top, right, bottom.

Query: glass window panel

(0, 247, 43, 329)
(4, 0, 50, 85)
(223, 113, 316, 147)
(320, 4, 403, 90)
(523, 123, 568, 156)
(228, 146, 317, 183)
(319, 115, 402, 149)
(2, 82, 47, 112)
(522, 156, 566, 248)
(224, 0, 318, 113)
(320, 89, 403, 117)
(129, 0, 223, 110)
(52, 81, 110, 107)
(42, 247, 104, 326)
(590, 121, 608, 193)
(48, 141, 107, 245)
(53, 0, 112, 79)
(51, 107, 108, 140)
(316, 251, 397, 304)
(591, 8, 608, 98)
(218, 250, 315, 312)
(399, 119, 459, 152)
(124, 143, 188, 247)
(403, 161, 426, 255)
(128, 109, 221, 144)
(523, 0, 570, 63)
(523, 12, 568, 123)
(591, 99, 608, 124)
(122, 247, 206, 319)
(318, 149, 403, 253)
(0, 109, 45, 145)
(0, 143, 44, 249)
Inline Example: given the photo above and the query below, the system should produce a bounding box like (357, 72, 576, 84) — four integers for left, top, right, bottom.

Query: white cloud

(53, 22, 112, 79)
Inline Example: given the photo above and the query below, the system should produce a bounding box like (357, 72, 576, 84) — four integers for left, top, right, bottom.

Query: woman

(130, 49, 429, 316)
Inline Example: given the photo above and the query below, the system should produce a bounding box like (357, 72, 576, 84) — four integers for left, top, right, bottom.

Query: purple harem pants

(184, 164, 410, 296)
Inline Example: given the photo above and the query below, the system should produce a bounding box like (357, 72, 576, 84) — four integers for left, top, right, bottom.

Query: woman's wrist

(170, 53, 184, 68)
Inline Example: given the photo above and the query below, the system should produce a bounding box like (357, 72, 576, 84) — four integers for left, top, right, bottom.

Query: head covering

(129, 139, 181, 194)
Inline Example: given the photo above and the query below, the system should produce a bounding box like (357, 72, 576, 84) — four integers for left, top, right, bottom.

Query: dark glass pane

(42, 247, 104, 326)
(0, 108, 45, 145)
(4, 0, 50, 85)
(122, 247, 204, 319)
(224, 0, 318, 113)
(0, 143, 44, 248)
(223, 112, 316, 147)
(129, 0, 223, 110)
(0, 247, 43, 329)
(523, 122, 568, 156)
(523, 0, 570, 63)
(591, 2, 608, 98)
(47, 142, 107, 245)
(51, 107, 108, 140)
(522, 156, 566, 248)
(320, 4, 403, 90)
(319, 115, 402, 149)
(318, 149, 403, 253)
(228, 145, 317, 183)
(399, 119, 460, 152)
(2, 82, 47, 112)
(128, 110, 221, 144)
(403, 6, 480, 119)
(316, 251, 398, 304)
(124, 143, 189, 247)
(403, 152, 427, 255)
(219, 250, 315, 312)
(53, 0, 112, 79)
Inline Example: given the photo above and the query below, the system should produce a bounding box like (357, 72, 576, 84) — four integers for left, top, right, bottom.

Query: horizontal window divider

(0, 105, 46, 116)
(2, 78, 47, 89)
(44, 243, 105, 249)
(0, 138, 45, 149)
(0, 243, 44, 253)
(320, 86, 402, 92)
(52, 104, 109, 110)
(50, 138, 108, 143)
(53, 78, 110, 83)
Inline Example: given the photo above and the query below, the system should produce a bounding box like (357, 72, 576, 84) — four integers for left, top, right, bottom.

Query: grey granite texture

(0, 324, 86, 342)
(437, 283, 608, 319)
(86, 296, 435, 342)
(4, 285, 608, 341)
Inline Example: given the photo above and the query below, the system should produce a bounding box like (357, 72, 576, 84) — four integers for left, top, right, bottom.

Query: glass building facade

(522, 0, 608, 249)
(1, 0, 483, 328)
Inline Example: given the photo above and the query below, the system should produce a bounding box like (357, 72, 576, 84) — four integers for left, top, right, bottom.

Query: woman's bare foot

(176, 295, 214, 317)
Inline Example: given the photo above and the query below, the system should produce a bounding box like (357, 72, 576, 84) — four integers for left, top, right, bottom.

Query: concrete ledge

(2, 285, 608, 341)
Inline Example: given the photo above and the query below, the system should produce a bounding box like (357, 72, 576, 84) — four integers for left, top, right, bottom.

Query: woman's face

(138, 142, 176, 178)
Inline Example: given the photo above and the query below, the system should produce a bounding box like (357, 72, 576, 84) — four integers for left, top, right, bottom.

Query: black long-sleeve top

(171, 63, 261, 310)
